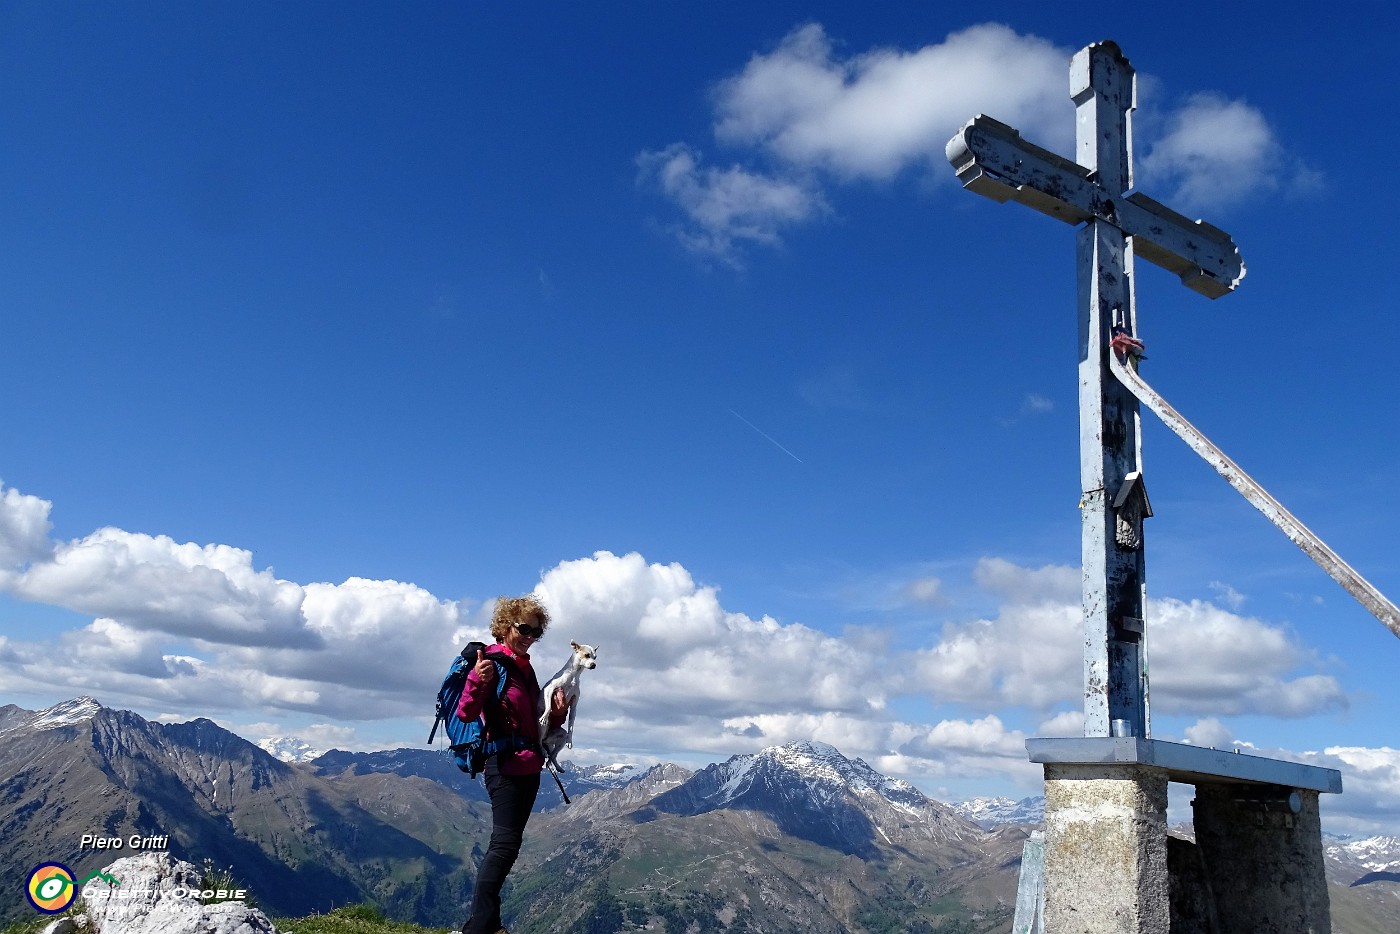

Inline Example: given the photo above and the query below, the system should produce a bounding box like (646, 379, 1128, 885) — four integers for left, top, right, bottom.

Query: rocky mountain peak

(256, 736, 326, 763)
(643, 740, 983, 858)
(953, 794, 1047, 828)
(4, 695, 105, 733)
(713, 740, 928, 811)
(1327, 835, 1400, 873)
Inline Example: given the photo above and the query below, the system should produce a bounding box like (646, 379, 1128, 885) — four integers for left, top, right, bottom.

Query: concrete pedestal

(1043, 764, 1169, 934)
(1192, 784, 1330, 934)
(1028, 738, 1342, 934)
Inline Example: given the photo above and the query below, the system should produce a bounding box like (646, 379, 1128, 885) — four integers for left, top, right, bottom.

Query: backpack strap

(427, 643, 481, 745)
(479, 652, 534, 763)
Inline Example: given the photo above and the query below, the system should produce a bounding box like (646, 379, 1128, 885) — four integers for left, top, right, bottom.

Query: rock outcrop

(40, 853, 279, 934)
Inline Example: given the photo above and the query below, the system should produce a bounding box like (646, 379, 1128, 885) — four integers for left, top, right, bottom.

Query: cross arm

(945, 115, 1093, 225)
(945, 115, 1246, 299)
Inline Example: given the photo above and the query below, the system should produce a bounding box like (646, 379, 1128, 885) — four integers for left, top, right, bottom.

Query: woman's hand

(474, 656, 496, 684)
(551, 687, 569, 716)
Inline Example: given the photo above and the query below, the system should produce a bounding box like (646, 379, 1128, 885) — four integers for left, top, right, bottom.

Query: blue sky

(0, 3, 1396, 835)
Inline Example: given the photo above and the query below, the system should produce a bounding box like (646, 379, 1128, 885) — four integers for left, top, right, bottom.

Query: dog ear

(571, 640, 580, 650)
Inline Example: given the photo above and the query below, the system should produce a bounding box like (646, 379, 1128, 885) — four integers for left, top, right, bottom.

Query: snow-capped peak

(952, 795, 1046, 828)
(1326, 835, 1400, 873)
(256, 736, 326, 763)
(711, 741, 931, 812)
(27, 696, 104, 732)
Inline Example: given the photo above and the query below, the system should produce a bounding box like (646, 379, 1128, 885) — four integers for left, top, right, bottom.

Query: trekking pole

(545, 764, 571, 805)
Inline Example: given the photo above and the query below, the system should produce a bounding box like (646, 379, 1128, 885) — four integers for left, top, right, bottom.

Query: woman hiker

(456, 594, 568, 934)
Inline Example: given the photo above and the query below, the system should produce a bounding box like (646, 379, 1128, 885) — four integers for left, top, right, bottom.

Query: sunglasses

(514, 623, 544, 639)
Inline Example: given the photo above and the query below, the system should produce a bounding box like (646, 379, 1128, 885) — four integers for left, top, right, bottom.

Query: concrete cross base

(1043, 764, 1170, 934)
(1189, 784, 1331, 934)
(1032, 738, 1341, 934)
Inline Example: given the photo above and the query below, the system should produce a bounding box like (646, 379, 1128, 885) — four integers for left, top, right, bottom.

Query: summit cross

(945, 41, 1245, 739)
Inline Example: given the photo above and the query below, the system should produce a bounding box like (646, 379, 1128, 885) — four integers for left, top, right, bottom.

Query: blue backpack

(428, 642, 531, 777)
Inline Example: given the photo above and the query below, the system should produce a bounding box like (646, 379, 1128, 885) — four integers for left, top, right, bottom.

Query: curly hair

(490, 594, 551, 642)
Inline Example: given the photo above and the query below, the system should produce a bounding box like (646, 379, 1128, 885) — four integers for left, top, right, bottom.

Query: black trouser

(463, 757, 540, 934)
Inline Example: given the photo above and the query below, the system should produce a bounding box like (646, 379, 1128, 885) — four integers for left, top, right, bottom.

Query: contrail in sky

(729, 409, 804, 463)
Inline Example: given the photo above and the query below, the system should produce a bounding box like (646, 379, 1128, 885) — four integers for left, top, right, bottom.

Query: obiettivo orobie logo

(25, 863, 120, 914)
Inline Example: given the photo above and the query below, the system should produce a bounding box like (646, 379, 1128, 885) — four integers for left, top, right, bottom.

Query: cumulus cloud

(0, 480, 1376, 827)
(1138, 93, 1321, 213)
(641, 23, 1066, 259)
(9, 527, 313, 648)
(903, 576, 946, 607)
(713, 23, 1070, 179)
(636, 143, 826, 262)
(1182, 716, 1235, 748)
(1149, 597, 1346, 717)
(0, 484, 55, 571)
(640, 23, 1313, 261)
(908, 559, 1081, 710)
(536, 551, 881, 726)
(0, 483, 471, 719)
(1323, 746, 1400, 827)
(0, 486, 1349, 733)
(1209, 580, 1246, 610)
(906, 557, 1345, 718)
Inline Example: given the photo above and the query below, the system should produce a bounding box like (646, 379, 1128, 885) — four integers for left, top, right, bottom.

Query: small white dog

(538, 641, 598, 772)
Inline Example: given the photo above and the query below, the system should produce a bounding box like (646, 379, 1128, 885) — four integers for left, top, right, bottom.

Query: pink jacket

(455, 643, 563, 776)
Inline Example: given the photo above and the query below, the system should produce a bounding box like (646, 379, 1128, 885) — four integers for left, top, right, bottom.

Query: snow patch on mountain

(1, 696, 104, 734)
(710, 740, 929, 813)
(1326, 835, 1400, 873)
(952, 795, 1045, 828)
(256, 736, 325, 763)
(564, 761, 649, 789)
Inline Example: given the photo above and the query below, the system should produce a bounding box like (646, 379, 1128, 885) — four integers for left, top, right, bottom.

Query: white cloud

(0, 483, 55, 571)
(880, 715, 1042, 786)
(906, 558, 1346, 719)
(1037, 709, 1084, 736)
(8, 526, 313, 648)
(641, 23, 1315, 261)
(0, 483, 471, 719)
(636, 143, 825, 262)
(903, 576, 946, 607)
(0, 482, 1377, 828)
(62, 618, 174, 679)
(906, 714, 1027, 759)
(536, 550, 881, 723)
(907, 563, 1081, 710)
(1138, 93, 1320, 213)
(714, 23, 1071, 179)
(1321, 746, 1400, 836)
(1182, 716, 1235, 748)
(1209, 581, 1246, 610)
(1149, 597, 1346, 717)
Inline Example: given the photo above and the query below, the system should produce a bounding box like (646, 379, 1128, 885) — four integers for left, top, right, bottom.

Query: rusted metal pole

(1109, 351, 1400, 639)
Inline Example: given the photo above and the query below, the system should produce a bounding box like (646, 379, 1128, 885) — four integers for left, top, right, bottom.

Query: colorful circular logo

(26, 863, 77, 914)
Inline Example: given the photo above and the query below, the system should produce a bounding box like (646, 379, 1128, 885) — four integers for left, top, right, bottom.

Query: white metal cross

(945, 41, 1245, 738)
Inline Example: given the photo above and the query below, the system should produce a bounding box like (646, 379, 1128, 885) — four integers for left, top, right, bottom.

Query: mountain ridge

(2, 696, 1397, 934)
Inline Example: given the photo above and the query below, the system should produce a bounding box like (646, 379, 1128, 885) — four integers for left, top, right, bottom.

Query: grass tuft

(271, 904, 453, 934)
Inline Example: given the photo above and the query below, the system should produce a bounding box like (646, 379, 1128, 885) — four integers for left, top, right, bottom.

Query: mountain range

(1, 697, 1396, 933)
(0, 697, 485, 926)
